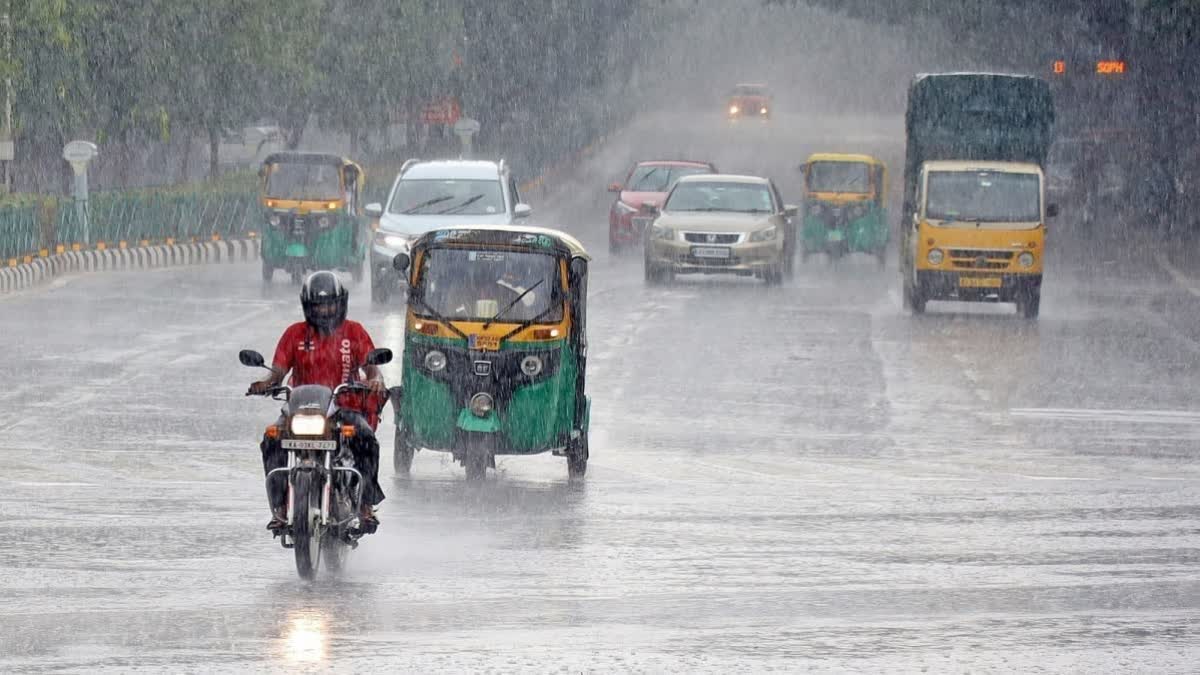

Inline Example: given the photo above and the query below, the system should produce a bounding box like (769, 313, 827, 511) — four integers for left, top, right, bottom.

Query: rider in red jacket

(249, 271, 386, 531)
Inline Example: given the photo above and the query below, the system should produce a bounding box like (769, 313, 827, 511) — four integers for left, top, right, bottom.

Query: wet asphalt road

(4, 112, 1200, 672)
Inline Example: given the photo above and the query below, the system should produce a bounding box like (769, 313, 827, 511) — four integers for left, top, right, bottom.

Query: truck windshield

(926, 171, 1041, 223)
(808, 162, 871, 193)
(415, 248, 563, 323)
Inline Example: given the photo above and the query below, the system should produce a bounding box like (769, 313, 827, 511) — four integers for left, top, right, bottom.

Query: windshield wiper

(483, 279, 545, 329)
(436, 194, 485, 215)
(403, 195, 453, 214)
(498, 302, 562, 342)
(410, 292, 469, 340)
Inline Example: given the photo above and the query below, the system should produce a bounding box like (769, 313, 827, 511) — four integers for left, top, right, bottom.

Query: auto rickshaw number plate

(827, 230, 844, 242)
(692, 247, 731, 259)
(469, 334, 501, 351)
(959, 276, 1002, 288)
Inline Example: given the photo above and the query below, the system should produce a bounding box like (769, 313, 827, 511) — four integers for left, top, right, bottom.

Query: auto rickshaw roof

(805, 153, 885, 167)
(262, 151, 360, 169)
(413, 225, 591, 261)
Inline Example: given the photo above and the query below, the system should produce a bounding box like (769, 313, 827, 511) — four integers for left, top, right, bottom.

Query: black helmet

(300, 271, 348, 334)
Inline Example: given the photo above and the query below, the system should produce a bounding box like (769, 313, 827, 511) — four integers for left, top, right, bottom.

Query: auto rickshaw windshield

(266, 163, 343, 201)
(807, 162, 871, 193)
(416, 248, 564, 323)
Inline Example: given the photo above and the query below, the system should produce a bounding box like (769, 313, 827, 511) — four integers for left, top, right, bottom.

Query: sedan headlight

(729, 105, 740, 115)
(290, 414, 326, 437)
(651, 224, 674, 241)
(424, 350, 447, 372)
(749, 225, 778, 242)
(927, 249, 945, 266)
(520, 355, 544, 377)
(1018, 252, 1036, 268)
(469, 393, 494, 418)
(375, 232, 410, 250)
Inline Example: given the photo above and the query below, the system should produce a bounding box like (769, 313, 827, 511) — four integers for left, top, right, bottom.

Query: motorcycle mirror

(239, 349, 265, 368)
(393, 252, 410, 273)
(365, 347, 393, 366)
(1046, 203, 1060, 219)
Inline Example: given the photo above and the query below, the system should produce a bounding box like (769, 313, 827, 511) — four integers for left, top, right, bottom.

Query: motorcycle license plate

(692, 247, 731, 259)
(281, 439, 337, 450)
(959, 276, 1002, 288)
(827, 230, 844, 242)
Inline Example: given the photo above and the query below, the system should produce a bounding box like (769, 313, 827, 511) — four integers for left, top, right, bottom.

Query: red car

(607, 160, 719, 253)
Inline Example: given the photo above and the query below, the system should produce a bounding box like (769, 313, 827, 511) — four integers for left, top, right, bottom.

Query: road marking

(1155, 251, 1200, 298)
(1011, 407, 1200, 425)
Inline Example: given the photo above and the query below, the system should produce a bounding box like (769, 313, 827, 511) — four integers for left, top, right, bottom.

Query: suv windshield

(926, 171, 1041, 223)
(665, 182, 774, 213)
(388, 179, 505, 216)
(808, 162, 871, 193)
(626, 165, 713, 192)
(416, 248, 562, 323)
(266, 163, 342, 201)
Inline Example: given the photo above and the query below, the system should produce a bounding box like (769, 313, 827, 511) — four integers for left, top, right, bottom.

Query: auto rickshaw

(798, 153, 889, 265)
(389, 225, 591, 481)
(259, 152, 368, 284)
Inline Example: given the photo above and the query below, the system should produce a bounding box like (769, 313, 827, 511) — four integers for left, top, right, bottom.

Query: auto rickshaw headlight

(317, 216, 332, 229)
(424, 350, 447, 372)
(520, 355, 544, 377)
(749, 225, 778, 242)
(469, 392, 494, 417)
(268, 214, 282, 227)
(1018, 252, 1036, 268)
(927, 249, 944, 266)
(290, 414, 326, 437)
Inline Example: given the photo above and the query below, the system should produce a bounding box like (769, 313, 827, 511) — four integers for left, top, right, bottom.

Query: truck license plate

(692, 247, 731, 259)
(281, 439, 337, 450)
(959, 276, 1002, 288)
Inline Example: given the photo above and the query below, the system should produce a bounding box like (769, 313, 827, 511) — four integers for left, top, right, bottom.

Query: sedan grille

(683, 232, 741, 244)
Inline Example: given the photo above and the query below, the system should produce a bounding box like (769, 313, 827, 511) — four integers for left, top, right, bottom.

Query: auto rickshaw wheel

(350, 259, 364, 284)
(567, 435, 588, 480)
(393, 428, 415, 477)
(905, 282, 927, 314)
(1017, 290, 1041, 319)
(464, 451, 488, 481)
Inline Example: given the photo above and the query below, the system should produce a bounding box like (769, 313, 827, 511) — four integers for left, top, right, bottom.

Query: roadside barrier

(0, 238, 260, 294)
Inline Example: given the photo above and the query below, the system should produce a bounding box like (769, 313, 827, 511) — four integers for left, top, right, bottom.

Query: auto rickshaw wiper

(402, 195, 453, 214)
(497, 303, 562, 342)
(410, 293, 470, 340)
(436, 194, 485, 214)
(483, 279, 545, 329)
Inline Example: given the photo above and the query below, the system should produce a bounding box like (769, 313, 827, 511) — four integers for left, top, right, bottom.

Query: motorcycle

(240, 346, 392, 580)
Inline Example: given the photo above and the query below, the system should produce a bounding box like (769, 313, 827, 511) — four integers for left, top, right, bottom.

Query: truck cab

(906, 160, 1053, 317)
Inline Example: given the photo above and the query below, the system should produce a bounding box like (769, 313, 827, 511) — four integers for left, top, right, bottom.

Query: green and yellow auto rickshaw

(259, 152, 368, 284)
(798, 153, 889, 265)
(389, 225, 591, 481)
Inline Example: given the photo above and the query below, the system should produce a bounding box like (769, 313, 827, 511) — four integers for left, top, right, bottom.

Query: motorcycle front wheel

(291, 471, 321, 580)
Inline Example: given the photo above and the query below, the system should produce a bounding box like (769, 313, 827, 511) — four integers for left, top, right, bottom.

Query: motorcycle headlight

(652, 225, 674, 241)
(268, 214, 282, 227)
(614, 201, 636, 215)
(760, 107, 768, 115)
(317, 216, 332, 229)
(1018, 252, 1035, 268)
(469, 392, 494, 418)
(424, 350, 447, 372)
(750, 225, 778, 242)
(290, 414, 326, 437)
(375, 232, 410, 250)
(520, 354, 544, 377)
(927, 249, 945, 266)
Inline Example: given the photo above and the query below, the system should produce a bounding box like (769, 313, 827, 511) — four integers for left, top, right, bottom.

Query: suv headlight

(290, 414, 326, 437)
(375, 232, 410, 250)
(749, 225, 778, 242)
(651, 224, 674, 241)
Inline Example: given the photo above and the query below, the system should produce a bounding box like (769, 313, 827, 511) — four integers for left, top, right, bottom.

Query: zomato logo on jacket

(340, 339, 352, 382)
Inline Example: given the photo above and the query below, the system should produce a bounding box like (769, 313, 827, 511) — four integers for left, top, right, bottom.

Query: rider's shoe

(358, 504, 379, 533)
(266, 506, 288, 531)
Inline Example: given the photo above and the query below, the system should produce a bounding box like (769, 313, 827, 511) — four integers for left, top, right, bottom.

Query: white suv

(366, 159, 532, 303)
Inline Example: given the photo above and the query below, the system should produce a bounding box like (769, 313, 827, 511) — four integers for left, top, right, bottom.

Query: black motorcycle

(240, 347, 392, 580)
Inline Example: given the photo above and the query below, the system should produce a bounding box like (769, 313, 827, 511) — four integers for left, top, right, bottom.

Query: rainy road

(5, 112, 1200, 672)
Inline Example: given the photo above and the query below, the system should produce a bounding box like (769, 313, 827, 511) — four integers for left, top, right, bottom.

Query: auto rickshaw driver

(443, 254, 543, 318)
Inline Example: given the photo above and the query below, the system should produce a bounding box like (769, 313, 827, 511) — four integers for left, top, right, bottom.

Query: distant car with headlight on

(727, 83, 773, 121)
(642, 174, 798, 285)
(364, 159, 532, 304)
(607, 159, 718, 254)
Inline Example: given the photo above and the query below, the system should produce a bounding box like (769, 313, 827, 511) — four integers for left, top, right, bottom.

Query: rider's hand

(247, 380, 273, 396)
(366, 378, 387, 396)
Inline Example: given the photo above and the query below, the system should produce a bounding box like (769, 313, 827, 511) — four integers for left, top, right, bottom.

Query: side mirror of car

(607, 183, 623, 193)
(514, 203, 533, 218)
(364, 202, 383, 218)
(239, 349, 265, 368)
(783, 204, 799, 217)
(365, 347, 393, 366)
(1046, 203, 1059, 219)
(393, 252, 411, 273)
